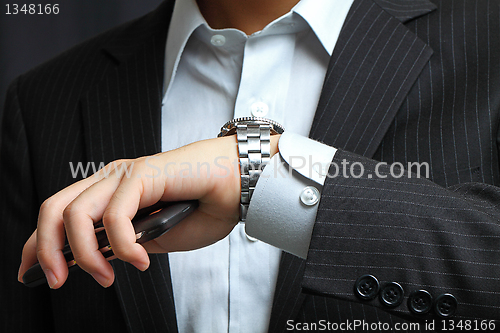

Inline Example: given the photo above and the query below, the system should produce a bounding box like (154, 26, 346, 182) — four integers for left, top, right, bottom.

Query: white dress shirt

(161, 0, 353, 332)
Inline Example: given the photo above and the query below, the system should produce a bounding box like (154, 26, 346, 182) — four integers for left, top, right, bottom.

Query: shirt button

(300, 186, 320, 206)
(210, 34, 226, 46)
(250, 101, 269, 117)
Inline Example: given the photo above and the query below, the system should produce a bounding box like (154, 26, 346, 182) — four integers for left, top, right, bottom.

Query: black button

(379, 282, 404, 307)
(408, 290, 433, 314)
(354, 275, 380, 300)
(434, 293, 457, 318)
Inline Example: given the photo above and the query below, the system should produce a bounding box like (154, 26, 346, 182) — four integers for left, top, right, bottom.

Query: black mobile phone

(22, 200, 198, 287)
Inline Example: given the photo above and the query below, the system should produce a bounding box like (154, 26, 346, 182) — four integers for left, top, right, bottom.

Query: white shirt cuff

(245, 132, 337, 258)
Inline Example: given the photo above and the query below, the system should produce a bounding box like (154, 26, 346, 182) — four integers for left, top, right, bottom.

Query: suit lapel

(81, 1, 172, 163)
(270, 0, 435, 330)
(81, 1, 179, 332)
(309, 0, 434, 158)
(372, 0, 437, 23)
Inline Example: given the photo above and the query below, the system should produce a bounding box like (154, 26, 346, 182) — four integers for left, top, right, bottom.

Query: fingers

(19, 175, 103, 288)
(62, 203, 116, 288)
(64, 165, 154, 281)
(101, 175, 152, 271)
(24, 158, 155, 288)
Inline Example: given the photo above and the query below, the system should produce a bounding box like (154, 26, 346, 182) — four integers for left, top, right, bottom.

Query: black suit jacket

(1, 0, 499, 332)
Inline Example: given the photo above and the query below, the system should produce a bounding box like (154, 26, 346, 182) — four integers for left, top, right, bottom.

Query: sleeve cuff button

(434, 293, 457, 318)
(408, 290, 433, 314)
(300, 186, 320, 206)
(379, 282, 404, 307)
(354, 274, 380, 300)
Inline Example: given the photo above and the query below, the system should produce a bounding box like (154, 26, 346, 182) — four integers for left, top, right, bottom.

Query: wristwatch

(218, 117, 285, 221)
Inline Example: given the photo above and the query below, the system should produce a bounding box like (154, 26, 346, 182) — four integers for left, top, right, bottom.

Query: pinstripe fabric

(0, 2, 177, 333)
(310, 0, 434, 157)
(269, 252, 307, 332)
(1, 0, 499, 332)
(373, 0, 438, 23)
(302, 0, 500, 327)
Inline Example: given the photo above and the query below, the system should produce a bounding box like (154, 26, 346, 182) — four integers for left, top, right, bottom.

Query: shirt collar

(163, 0, 205, 94)
(163, 0, 354, 94)
(293, 0, 354, 56)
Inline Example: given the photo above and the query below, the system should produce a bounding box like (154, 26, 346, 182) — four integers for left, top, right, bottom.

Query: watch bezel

(218, 117, 285, 137)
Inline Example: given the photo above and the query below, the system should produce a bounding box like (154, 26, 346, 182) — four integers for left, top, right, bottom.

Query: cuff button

(354, 274, 380, 300)
(300, 186, 320, 206)
(434, 293, 457, 318)
(379, 282, 404, 307)
(408, 290, 433, 315)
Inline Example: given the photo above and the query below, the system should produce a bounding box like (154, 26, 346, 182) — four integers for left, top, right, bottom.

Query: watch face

(218, 117, 284, 137)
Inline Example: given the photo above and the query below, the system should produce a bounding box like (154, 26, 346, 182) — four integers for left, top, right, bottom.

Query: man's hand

(18, 135, 279, 289)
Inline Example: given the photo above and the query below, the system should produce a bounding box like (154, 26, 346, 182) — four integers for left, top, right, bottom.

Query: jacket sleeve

(302, 149, 500, 320)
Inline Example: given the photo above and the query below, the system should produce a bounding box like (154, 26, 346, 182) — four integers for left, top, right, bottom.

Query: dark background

(0, 0, 163, 129)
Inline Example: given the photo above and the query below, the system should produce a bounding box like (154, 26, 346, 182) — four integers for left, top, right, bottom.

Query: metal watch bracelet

(218, 117, 284, 221)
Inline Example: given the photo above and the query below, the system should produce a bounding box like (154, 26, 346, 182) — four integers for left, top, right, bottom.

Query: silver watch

(218, 117, 285, 221)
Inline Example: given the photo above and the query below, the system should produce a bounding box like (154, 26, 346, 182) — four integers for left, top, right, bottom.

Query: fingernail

(91, 272, 111, 288)
(131, 260, 149, 272)
(44, 268, 58, 289)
